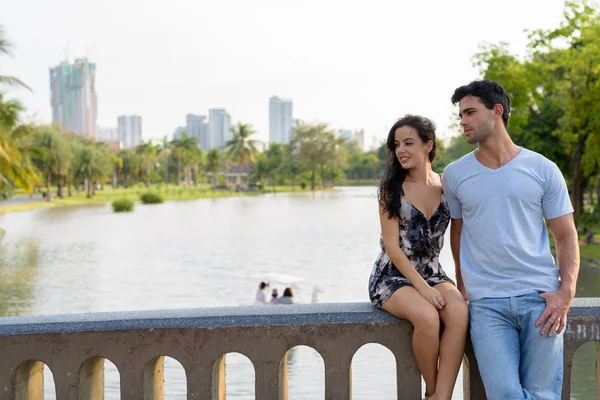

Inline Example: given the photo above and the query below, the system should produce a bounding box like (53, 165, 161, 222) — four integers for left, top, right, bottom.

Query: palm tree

(186, 146, 205, 187)
(0, 28, 39, 194)
(76, 145, 109, 198)
(110, 154, 123, 189)
(159, 136, 171, 190)
(171, 134, 198, 187)
(206, 149, 221, 191)
(284, 141, 303, 191)
(250, 153, 269, 192)
(119, 149, 142, 187)
(32, 126, 71, 197)
(0, 93, 24, 129)
(136, 140, 158, 188)
(0, 124, 39, 193)
(224, 123, 261, 186)
(65, 134, 82, 196)
(265, 142, 285, 193)
(0, 27, 31, 90)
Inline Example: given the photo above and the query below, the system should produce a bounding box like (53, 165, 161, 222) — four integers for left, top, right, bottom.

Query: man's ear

(493, 104, 504, 121)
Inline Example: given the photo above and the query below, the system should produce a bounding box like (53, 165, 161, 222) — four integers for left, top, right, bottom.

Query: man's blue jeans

(469, 292, 564, 400)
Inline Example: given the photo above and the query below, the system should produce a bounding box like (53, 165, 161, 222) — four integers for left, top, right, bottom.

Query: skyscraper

(50, 58, 97, 139)
(339, 128, 365, 151)
(118, 115, 142, 149)
(173, 126, 186, 141)
(208, 109, 231, 149)
(186, 114, 209, 150)
(269, 96, 293, 144)
(353, 129, 365, 150)
(96, 127, 117, 142)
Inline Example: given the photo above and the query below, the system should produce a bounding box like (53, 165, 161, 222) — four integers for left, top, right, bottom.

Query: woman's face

(393, 125, 432, 169)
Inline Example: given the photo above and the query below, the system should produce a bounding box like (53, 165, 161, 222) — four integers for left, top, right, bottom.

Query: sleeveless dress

(368, 191, 455, 308)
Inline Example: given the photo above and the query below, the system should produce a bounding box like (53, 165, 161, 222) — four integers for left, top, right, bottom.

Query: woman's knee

(412, 306, 441, 332)
(441, 299, 469, 328)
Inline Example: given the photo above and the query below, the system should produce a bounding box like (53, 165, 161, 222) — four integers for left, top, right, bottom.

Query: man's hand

(536, 290, 573, 336)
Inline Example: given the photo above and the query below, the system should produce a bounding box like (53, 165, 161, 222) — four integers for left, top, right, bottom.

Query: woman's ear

(426, 140, 434, 154)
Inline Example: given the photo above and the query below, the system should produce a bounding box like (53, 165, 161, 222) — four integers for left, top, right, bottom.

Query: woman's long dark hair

(378, 115, 437, 219)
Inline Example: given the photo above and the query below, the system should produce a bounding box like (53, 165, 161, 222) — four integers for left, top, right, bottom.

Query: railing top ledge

(0, 302, 397, 336)
(569, 297, 600, 317)
(1, 299, 599, 337)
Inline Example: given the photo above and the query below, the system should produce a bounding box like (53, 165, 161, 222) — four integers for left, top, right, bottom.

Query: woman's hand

(417, 285, 445, 310)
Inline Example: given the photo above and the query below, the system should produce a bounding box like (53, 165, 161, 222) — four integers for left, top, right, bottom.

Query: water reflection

(0, 238, 40, 316)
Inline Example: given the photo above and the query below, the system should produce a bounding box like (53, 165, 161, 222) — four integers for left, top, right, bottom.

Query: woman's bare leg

(382, 286, 441, 396)
(431, 283, 469, 400)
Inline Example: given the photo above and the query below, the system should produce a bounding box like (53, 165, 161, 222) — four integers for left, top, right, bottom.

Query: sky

(2, 0, 568, 149)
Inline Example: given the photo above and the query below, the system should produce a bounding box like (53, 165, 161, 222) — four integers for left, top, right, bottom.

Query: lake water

(0, 186, 598, 399)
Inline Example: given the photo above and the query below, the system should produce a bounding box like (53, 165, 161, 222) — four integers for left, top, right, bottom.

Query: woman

(255, 281, 269, 304)
(368, 115, 468, 400)
(278, 287, 294, 304)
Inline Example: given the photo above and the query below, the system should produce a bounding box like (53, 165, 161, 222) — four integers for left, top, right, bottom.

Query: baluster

(79, 357, 105, 400)
(15, 361, 44, 400)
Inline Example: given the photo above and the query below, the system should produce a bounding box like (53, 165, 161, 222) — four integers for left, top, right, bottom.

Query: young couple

(369, 80, 580, 400)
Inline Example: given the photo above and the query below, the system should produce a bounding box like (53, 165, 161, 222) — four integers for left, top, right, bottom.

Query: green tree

(474, 0, 600, 215)
(136, 140, 158, 188)
(442, 135, 476, 165)
(110, 154, 123, 189)
(250, 152, 269, 190)
(171, 133, 197, 187)
(283, 141, 304, 191)
(293, 122, 340, 190)
(32, 126, 71, 197)
(0, 124, 39, 193)
(265, 142, 285, 192)
(159, 136, 171, 189)
(206, 149, 221, 190)
(76, 144, 110, 198)
(225, 123, 261, 186)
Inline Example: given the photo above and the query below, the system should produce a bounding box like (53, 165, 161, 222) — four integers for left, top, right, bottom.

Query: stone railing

(0, 299, 599, 400)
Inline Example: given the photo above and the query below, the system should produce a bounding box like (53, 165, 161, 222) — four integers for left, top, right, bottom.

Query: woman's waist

(378, 249, 441, 265)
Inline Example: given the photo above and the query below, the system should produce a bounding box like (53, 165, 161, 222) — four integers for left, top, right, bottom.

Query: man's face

(458, 95, 495, 144)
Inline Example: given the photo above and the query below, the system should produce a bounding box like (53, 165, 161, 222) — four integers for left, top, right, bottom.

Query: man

(442, 80, 579, 399)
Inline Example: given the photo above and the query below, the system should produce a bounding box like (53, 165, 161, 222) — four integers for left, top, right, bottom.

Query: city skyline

(3, 0, 568, 147)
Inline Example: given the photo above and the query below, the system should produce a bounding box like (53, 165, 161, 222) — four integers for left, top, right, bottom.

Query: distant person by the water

(278, 287, 294, 304)
(255, 281, 269, 304)
(269, 288, 279, 305)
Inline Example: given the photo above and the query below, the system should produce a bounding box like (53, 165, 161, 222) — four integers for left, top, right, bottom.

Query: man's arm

(549, 214, 580, 296)
(450, 217, 467, 300)
(536, 213, 580, 336)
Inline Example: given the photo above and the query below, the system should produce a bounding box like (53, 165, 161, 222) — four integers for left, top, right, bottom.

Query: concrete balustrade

(1, 299, 599, 400)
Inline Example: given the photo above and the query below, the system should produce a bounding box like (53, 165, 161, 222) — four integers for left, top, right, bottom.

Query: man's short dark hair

(451, 80, 511, 127)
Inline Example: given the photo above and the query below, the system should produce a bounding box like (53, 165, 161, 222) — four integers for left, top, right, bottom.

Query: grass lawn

(580, 243, 600, 260)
